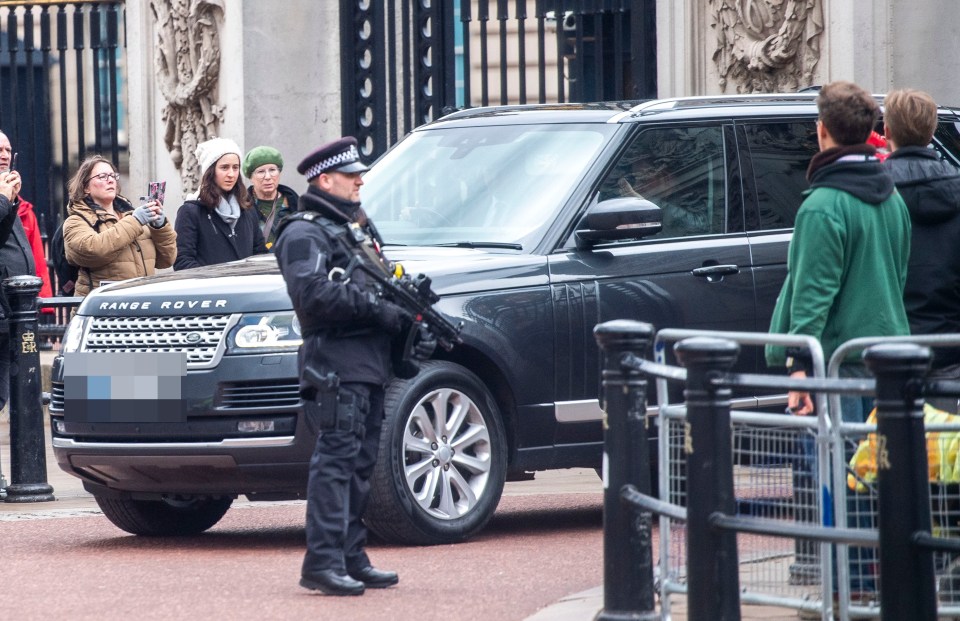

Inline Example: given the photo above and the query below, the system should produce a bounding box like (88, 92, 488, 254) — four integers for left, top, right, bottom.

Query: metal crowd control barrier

(827, 334, 960, 619)
(654, 328, 835, 619)
(594, 320, 960, 621)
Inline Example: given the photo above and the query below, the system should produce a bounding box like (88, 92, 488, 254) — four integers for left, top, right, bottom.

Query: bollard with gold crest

(3, 275, 54, 502)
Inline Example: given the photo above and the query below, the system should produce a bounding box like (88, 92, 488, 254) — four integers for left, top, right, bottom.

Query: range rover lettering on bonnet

(97, 299, 228, 311)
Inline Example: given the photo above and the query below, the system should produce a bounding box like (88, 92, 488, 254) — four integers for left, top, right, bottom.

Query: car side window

(933, 120, 960, 167)
(742, 121, 819, 230)
(597, 125, 727, 239)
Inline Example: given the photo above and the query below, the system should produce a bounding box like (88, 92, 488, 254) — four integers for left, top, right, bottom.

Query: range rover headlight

(60, 316, 87, 354)
(227, 312, 302, 353)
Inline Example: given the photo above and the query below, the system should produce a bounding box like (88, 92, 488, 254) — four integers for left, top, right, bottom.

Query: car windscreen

(362, 123, 614, 249)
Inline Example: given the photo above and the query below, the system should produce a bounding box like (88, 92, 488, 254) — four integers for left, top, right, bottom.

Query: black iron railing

(0, 1, 126, 262)
(594, 320, 960, 621)
(340, 0, 657, 163)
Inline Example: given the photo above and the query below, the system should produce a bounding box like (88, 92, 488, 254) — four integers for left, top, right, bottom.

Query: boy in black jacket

(885, 88, 960, 411)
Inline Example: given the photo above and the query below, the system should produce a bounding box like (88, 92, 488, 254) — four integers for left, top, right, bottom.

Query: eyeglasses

(88, 172, 120, 183)
(253, 167, 280, 179)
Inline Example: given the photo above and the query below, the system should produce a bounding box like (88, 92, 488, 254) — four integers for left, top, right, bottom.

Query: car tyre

(366, 360, 507, 545)
(95, 495, 233, 536)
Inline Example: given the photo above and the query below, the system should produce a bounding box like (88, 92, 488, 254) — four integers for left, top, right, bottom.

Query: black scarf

(806, 143, 878, 182)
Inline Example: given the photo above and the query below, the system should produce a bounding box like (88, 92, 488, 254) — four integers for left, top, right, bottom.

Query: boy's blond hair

(884, 89, 938, 148)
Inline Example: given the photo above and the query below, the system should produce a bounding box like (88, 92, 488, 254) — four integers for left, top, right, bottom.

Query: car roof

(429, 92, 960, 129)
(431, 93, 824, 127)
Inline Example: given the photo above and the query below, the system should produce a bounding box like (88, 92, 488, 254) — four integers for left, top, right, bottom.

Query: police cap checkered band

(297, 137, 369, 180)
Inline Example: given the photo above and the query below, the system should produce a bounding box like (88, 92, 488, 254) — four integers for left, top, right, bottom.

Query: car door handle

(692, 264, 740, 278)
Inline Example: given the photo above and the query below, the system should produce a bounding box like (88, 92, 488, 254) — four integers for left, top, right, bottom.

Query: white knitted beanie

(195, 137, 243, 178)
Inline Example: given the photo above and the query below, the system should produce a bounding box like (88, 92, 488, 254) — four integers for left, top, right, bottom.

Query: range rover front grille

(220, 380, 301, 409)
(82, 314, 235, 369)
(50, 381, 65, 410)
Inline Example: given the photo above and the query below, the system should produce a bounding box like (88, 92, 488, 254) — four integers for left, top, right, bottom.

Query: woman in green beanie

(242, 145, 299, 248)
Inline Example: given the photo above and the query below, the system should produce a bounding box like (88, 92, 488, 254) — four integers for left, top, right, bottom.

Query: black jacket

(246, 183, 299, 247)
(886, 146, 960, 366)
(173, 200, 267, 271)
(0, 194, 35, 281)
(0, 194, 36, 322)
(274, 186, 392, 385)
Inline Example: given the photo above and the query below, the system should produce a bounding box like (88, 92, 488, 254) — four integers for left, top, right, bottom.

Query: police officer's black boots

(300, 569, 365, 596)
(348, 565, 399, 589)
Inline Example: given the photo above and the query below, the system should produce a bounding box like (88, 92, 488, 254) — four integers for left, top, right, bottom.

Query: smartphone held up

(148, 180, 166, 205)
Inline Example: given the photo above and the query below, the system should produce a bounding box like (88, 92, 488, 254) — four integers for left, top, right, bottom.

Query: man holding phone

(0, 131, 54, 305)
(0, 130, 37, 412)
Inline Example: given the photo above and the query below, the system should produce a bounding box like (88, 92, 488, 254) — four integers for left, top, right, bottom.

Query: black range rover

(49, 94, 960, 544)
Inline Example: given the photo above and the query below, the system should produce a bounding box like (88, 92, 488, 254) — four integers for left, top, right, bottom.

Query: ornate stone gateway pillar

(710, 0, 824, 94)
(150, 0, 225, 194)
(657, 0, 826, 97)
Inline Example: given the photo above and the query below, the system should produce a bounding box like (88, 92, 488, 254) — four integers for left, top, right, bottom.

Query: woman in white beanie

(174, 137, 267, 270)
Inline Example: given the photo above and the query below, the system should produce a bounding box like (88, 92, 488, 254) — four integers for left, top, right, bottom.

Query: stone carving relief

(150, 0, 225, 193)
(710, 0, 824, 94)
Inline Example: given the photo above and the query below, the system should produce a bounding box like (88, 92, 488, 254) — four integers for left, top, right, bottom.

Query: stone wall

(657, 0, 960, 106)
(126, 0, 342, 212)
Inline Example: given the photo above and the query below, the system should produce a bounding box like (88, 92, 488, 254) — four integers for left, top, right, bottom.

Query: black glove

(413, 325, 437, 360)
(374, 299, 410, 336)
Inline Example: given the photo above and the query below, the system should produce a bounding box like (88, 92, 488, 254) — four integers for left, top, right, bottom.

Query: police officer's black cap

(297, 137, 369, 181)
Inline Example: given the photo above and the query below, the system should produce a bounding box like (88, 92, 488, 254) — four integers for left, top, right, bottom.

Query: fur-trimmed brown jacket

(63, 195, 177, 297)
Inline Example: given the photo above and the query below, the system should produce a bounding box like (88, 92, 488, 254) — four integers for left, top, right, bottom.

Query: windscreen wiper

(432, 241, 523, 250)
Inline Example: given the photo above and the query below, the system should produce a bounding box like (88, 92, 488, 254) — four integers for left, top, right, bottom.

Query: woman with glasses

(242, 145, 298, 249)
(63, 155, 176, 297)
(174, 137, 267, 270)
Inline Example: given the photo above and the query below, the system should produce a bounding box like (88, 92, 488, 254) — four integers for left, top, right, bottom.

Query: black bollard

(3, 275, 54, 502)
(863, 343, 936, 621)
(594, 320, 658, 621)
(674, 336, 741, 621)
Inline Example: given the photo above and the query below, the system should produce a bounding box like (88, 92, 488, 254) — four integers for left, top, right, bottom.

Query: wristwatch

(786, 356, 809, 375)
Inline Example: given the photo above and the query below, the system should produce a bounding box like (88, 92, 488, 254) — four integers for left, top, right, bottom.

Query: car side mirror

(574, 197, 663, 249)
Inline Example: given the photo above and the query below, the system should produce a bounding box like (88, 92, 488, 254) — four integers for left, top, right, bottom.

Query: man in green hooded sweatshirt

(766, 80, 911, 421)
(766, 80, 911, 602)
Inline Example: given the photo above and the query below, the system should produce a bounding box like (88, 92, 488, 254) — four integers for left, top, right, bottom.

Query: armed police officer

(275, 137, 436, 596)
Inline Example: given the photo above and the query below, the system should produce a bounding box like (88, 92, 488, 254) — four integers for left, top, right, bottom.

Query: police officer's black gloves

(373, 298, 411, 336)
(413, 325, 438, 360)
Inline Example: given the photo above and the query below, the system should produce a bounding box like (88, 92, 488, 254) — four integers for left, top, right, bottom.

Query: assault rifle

(339, 254, 463, 353)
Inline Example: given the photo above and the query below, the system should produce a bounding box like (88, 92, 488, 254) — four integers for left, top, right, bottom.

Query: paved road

(0, 359, 806, 621)
(0, 430, 605, 621)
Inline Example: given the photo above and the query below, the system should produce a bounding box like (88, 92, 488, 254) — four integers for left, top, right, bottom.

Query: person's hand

(374, 299, 411, 336)
(787, 370, 815, 416)
(412, 325, 437, 360)
(0, 170, 21, 201)
(147, 201, 167, 228)
(131, 203, 156, 225)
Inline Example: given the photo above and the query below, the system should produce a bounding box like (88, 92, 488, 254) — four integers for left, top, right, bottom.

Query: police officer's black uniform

(274, 138, 409, 596)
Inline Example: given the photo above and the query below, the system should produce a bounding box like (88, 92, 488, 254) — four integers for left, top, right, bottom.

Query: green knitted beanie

(242, 146, 284, 179)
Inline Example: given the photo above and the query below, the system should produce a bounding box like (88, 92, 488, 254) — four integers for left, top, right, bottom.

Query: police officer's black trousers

(302, 382, 385, 575)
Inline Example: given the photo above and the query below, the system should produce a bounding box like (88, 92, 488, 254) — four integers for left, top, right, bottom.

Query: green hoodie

(765, 154, 911, 368)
